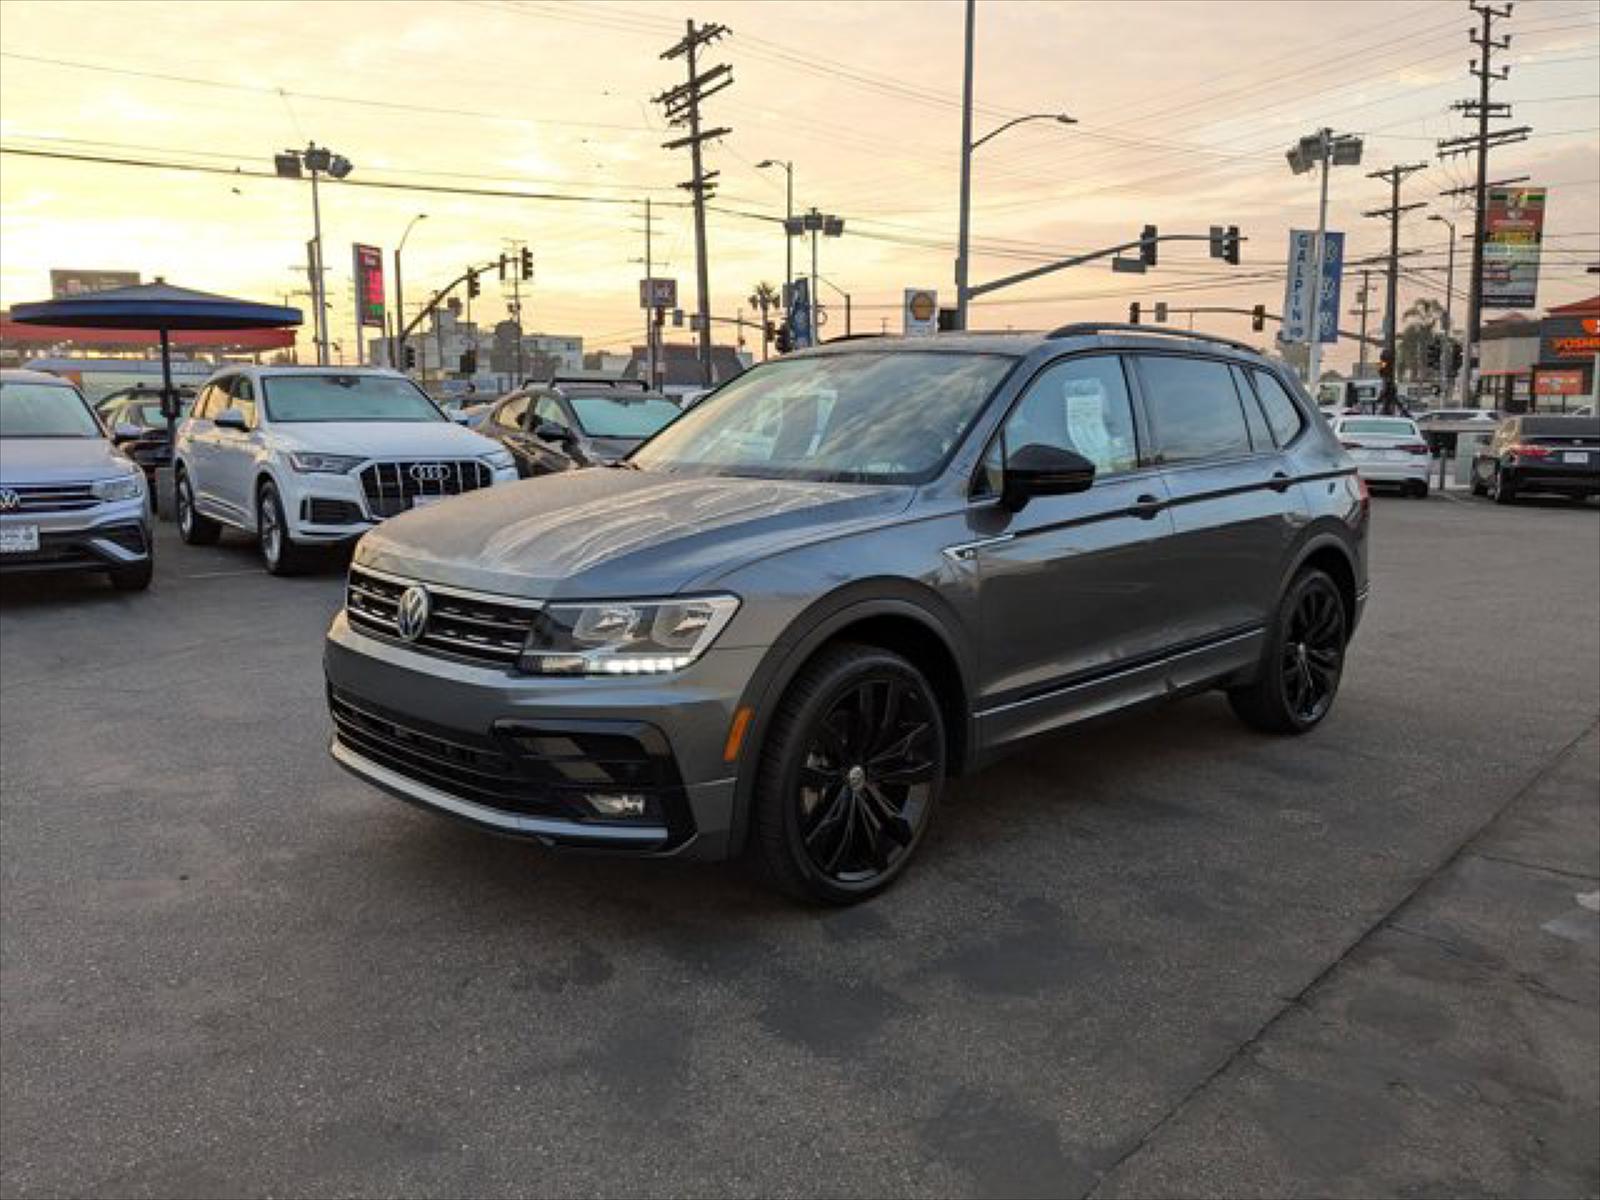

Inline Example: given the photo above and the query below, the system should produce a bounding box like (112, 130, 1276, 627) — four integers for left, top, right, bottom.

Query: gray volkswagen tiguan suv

(325, 325, 1369, 902)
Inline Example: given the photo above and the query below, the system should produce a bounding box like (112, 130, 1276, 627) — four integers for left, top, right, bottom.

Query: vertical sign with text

(1482, 186, 1546, 310)
(1280, 230, 1344, 345)
(353, 244, 386, 329)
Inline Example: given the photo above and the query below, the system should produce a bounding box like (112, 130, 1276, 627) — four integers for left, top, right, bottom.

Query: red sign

(353, 244, 385, 329)
(1535, 369, 1586, 397)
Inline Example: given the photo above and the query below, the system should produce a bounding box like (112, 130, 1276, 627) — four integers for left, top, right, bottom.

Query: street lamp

(1428, 212, 1458, 397)
(755, 159, 794, 297)
(785, 208, 844, 346)
(274, 142, 354, 366)
(1285, 128, 1362, 388)
(394, 213, 427, 370)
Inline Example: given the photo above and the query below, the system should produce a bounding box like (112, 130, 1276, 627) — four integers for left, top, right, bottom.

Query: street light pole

(394, 213, 427, 371)
(308, 164, 328, 365)
(1287, 128, 1363, 388)
(955, 0, 976, 331)
(756, 159, 794, 295)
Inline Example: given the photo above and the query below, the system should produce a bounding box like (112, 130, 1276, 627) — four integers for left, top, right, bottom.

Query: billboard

(352, 244, 385, 329)
(49, 269, 140, 298)
(1279, 230, 1343, 345)
(639, 278, 677, 309)
(1482, 186, 1546, 310)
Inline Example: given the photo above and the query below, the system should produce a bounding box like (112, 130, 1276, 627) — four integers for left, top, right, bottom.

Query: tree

(1398, 297, 1445, 382)
(748, 281, 781, 360)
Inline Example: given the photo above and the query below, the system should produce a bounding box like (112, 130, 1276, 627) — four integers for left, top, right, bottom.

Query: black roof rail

(819, 332, 886, 344)
(1046, 322, 1265, 356)
(527, 375, 649, 390)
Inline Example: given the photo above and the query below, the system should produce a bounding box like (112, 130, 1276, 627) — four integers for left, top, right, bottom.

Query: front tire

(176, 471, 221, 545)
(257, 481, 312, 576)
(1228, 569, 1348, 735)
(751, 643, 947, 904)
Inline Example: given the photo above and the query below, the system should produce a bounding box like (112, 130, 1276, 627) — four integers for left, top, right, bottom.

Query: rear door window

(1133, 355, 1255, 465)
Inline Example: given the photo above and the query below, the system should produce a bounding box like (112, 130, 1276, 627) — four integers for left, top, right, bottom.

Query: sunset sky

(1, 0, 1596, 372)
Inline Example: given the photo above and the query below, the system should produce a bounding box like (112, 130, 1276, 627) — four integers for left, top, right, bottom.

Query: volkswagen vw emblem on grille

(396, 585, 431, 642)
(0, 488, 19, 512)
(409, 463, 451, 483)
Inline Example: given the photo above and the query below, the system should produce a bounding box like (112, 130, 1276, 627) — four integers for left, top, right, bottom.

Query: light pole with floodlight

(1428, 212, 1458, 395)
(274, 142, 353, 366)
(756, 159, 794, 296)
(394, 213, 427, 371)
(1286, 128, 1362, 388)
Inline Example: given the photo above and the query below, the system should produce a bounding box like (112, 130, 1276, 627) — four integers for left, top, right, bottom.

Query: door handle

(1269, 471, 1292, 493)
(1130, 494, 1164, 520)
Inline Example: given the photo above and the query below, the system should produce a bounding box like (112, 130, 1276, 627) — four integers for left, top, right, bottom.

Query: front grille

(328, 686, 690, 834)
(304, 497, 366, 525)
(345, 565, 537, 666)
(359, 460, 492, 519)
(0, 482, 99, 513)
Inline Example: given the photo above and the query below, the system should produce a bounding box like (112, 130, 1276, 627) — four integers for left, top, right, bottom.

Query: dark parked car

(1470, 414, 1600, 504)
(97, 386, 196, 482)
(325, 325, 1369, 903)
(478, 379, 683, 477)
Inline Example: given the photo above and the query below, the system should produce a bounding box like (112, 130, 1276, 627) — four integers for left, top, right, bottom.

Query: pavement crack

(1082, 716, 1600, 1200)
(1467, 850, 1598, 884)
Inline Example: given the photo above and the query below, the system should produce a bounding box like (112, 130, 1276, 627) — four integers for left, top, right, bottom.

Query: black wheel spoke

(856, 800, 890, 871)
(864, 785, 914, 846)
(868, 721, 931, 769)
(867, 681, 903, 758)
(798, 762, 841, 791)
(875, 757, 936, 787)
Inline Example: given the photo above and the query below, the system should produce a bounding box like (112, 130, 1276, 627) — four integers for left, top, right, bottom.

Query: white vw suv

(174, 366, 516, 574)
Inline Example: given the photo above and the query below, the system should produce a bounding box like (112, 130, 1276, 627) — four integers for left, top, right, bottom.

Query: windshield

(631, 351, 1015, 483)
(570, 395, 682, 440)
(0, 380, 103, 438)
(1340, 418, 1417, 436)
(262, 374, 445, 423)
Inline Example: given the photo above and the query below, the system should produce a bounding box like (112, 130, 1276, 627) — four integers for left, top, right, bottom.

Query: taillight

(1400, 442, 1429, 455)
(1507, 443, 1551, 460)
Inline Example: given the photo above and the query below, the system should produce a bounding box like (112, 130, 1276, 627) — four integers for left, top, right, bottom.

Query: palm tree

(749, 281, 782, 359)
(1398, 297, 1445, 382)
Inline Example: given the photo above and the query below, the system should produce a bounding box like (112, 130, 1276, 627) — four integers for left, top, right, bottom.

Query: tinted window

(983, 356, 1139, 492)
(1135, 355, 1253, 464)
(1250, 370, 1307, 447)
(1230, 366, 1272, 450)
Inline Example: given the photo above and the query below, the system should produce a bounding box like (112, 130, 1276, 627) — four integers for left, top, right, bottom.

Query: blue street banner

(788, 278, 814, 348)
(1280, 229, 1344, 345)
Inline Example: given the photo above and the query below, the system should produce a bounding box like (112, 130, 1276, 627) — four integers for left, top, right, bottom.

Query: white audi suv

(173, 366, 516, 574)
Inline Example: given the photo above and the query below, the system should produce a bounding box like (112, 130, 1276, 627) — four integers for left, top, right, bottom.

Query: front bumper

(283, 465, 519, 543)
(0, 498, 151, 574)
(323, 610, 757, 859)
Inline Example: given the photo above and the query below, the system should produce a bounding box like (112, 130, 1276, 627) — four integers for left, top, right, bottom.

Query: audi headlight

(483, 449, 515, 472)
(289, 452, 365, 474)
(519, 595, 739, 675)
(91, 473, 144, 502)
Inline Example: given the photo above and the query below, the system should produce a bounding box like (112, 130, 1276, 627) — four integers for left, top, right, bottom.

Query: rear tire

(1228, 569, 1348, 735)
(1412, 481, 1430, 499)
(750, 643, 946, 904)
(257, 481, 312, 576)
(1490, 466, 1517, 506)
(176, 471, 221, 545)
(108, 558, 153, 592)
(1469, 464, 1488, 497)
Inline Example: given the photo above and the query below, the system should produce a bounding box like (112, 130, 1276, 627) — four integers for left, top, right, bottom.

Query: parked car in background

(97, 385, 197, 484)
(324, 326, 1368, 903)
(1470, 414, 1600, 504)
(0, 368, 152, 590)
(1331, 414, 1432, 497)
(477, 379, 682, 477)
(173, 366, 517, 575)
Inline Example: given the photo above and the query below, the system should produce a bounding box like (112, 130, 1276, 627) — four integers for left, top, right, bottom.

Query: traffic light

(1251, 304, 1266, 332)
(774, 321, 793, 354)
(1378, 349, 1393, 378)
(520, 246, 534, 280)
(1140, 224, 1158, 267)
(1128, 302, 1142, 325)
(459, 350, 477, 375)
(1449, 341, 1464, 373)
(403, 344, 417, 371)
(497, 254, 507, 282)
(466, 269, 481, 300)
(1223, 225, 1241, 265)
(1426, 339, 1443, 370)
(1154, 301, 1168, 324)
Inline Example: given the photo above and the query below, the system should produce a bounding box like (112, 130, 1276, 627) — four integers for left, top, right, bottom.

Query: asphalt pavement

(2, 492, 1596, 1199)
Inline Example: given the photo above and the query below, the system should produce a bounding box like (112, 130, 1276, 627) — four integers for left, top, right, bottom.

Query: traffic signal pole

(968, 230, 1239, 302)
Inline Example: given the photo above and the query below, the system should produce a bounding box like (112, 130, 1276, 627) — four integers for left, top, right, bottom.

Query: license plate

(0, 525, 40, 553)
(1380, 450, 1407, 462)
(1563, 452, 1588, 465)
(411, 496, 443, 510)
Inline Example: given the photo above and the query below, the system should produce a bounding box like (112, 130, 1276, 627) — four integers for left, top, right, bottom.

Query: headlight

(289, 452, 365, 474)
(91, 473, 144, 502)
(483, 449, 515, 471)
(519, 595, 739, 675)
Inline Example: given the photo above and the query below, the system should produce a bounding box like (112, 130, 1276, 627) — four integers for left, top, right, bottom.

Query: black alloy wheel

(1228, 568, 1348, 734)
(754, 644, 946, 903)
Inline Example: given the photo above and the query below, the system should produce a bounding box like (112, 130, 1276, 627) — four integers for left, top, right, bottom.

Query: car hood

(0, 437, 133, 484)
(355, 468, 912, 599)
(268, 421, 499, 459)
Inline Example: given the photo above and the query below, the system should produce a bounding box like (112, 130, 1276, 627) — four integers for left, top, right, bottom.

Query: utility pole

(1363, 162, 1427, 412)
(1352, 268, 1373, 375)
(1438, 2, 1528, 405)
(954, 0, 976, 330)
(645, 197, 656, 388)
(502, 239, 528, 381)
(657, 20, 731, 388)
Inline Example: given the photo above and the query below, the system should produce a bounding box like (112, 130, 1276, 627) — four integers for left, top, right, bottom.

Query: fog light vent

(584, 792, 649, 819)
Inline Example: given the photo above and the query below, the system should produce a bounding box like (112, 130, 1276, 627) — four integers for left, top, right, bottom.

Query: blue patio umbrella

(10, 280, 302, 454)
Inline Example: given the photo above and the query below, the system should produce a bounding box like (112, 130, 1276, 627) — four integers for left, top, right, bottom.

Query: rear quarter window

(1251, 370, 1308, 446)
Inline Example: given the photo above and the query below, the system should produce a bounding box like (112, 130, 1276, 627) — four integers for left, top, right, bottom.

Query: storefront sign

(353, 244, 386, 328)
(1534, 369, 1587, 397)
(1539, 316, 1600, 361)
(1482, 186, 1547, 310)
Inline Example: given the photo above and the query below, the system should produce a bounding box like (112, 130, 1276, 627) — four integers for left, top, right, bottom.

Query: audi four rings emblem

(396, 586, 431, 642)
(0, 489, 19, 512)
(409, 463, 450, 483)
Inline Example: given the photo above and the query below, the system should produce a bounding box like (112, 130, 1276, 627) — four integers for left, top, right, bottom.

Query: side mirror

(111, 422, 144, 444)
(533, 420, 573, 443)
(214, 408, 249, 432)
(1000, 443, 1096, 512)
